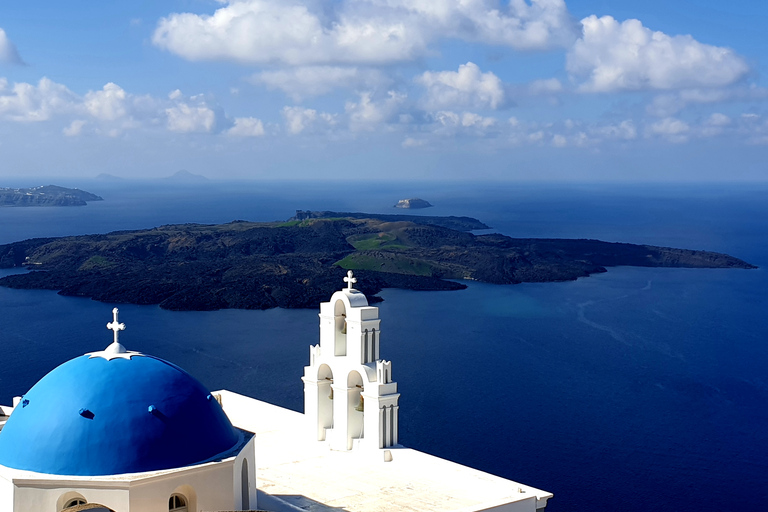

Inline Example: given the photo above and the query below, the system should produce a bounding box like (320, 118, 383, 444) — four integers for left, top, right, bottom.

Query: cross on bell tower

(343, 270, 357, 291)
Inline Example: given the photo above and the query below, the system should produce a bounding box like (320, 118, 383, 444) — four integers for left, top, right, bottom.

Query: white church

(0, 271, 552, 512)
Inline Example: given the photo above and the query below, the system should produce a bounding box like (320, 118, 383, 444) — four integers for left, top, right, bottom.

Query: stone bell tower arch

(303, 271, 400, 451)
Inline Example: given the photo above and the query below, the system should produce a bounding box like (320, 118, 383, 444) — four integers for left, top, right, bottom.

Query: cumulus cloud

(153, 0, 426, 66)
(0, 77, 269, 138)
(648, 117, 690, 143)
(568, 15, 749, 92)
(374, 0, 579, 49)
(227, 116, 265, 137)
(165, 91, 218, 133)
(250, 66, 388, 100)
(417, 62, 505, 110)
(282, 106, 336, 134)
(0, 29, 24, 65)
(345, 91, 406, 131)
(84, 83, 128, 121)
(0, 77, 79, 121)
(427, 110, 498, 137)
(153, 0, 578, 66)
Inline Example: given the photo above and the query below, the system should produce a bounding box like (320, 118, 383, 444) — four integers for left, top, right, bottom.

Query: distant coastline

(0, 185, 103, 207)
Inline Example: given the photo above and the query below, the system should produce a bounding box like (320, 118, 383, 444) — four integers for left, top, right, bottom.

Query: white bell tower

(302, 271, 400, 451)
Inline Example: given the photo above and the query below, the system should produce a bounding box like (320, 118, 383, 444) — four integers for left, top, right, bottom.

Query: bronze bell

(355, 394, 364, 412)
(329, 387, 334, 400)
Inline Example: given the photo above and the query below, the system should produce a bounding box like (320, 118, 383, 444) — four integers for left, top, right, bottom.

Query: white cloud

(706, 113, 731, 127)
(227, 117, 266, 137)
(416, 62, 505, 110)
(402, 137, 426, 148)
(345, 91, 405, 131)
(374, 0, 579, 50)
(63, 120, 87, 137)
(0, 29, 24, 65)
(646, 87, 768, 117)
(282, 106, 336, 134)
(0, 77, 79, 121)
(153, 0, 426, 66)
(592, 120, 637, 140)
(165, 91, 217, 133)
(152, 0, 578, 66)
(250, 66, 388, 100)
(460, 112, 496, 128)
(699, 112, 731, 137)
(428, 109, 498, 137)
(648, 117, 690, 143)
(568, 15, 749, 92)
(84, 83, 128, 121)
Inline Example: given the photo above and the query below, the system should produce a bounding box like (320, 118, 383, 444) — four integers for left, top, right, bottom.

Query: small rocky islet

(395, 198, 432, 209)
(0, 211, 755, 311)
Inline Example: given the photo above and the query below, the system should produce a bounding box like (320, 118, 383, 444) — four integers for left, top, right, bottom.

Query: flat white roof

(217, 390, 552, 512)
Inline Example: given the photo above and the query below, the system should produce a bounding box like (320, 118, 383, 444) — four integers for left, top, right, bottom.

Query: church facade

(0, 272, 552, 512)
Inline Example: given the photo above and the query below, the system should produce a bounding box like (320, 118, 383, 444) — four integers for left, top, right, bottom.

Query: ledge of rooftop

(216, 390, 552, 512)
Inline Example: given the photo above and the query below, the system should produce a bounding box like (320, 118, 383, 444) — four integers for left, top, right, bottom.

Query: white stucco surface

(0, 434, 256, 512)
(218, 390, 552, 512)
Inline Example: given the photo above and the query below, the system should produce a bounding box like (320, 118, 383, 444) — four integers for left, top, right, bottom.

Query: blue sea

(1, 180, 766, 512)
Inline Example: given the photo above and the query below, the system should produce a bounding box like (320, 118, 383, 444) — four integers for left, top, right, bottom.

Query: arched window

(63, 498, 87, 509)
(169, 494, 188, 512)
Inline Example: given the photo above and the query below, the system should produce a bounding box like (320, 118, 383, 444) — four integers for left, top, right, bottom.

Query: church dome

(0, 317, 240, 476)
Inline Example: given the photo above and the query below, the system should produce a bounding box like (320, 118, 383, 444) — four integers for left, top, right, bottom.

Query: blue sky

(0, 0, 766, 181)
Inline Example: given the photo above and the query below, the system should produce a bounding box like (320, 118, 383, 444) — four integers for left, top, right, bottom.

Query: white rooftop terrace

(217, 390, 552, 512)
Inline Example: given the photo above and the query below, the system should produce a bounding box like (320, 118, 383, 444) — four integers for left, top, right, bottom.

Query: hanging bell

(355, 394, 364, 412)
(329, 387, 334, 400)
(342, 321, 347, 334)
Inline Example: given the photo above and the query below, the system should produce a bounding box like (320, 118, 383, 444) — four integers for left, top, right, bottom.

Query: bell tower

(302, 271, 400, 451)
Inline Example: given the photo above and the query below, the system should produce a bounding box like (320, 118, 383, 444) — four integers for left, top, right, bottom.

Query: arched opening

(170, 485, 196, 512)
(362, 329, 374, 364)
(169, 494, 188, 512)
(317, 364, 334, 440)
(63, 498, 87, 510)
(334, 299, 347, 356)
(241, 458, 250, 510)
(58, 492, 87, 512)
(347, 371, 365, 449)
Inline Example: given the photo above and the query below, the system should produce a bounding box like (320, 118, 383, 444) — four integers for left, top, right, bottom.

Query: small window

(169, 494, 188, 512)
(64, 498, 87, 509)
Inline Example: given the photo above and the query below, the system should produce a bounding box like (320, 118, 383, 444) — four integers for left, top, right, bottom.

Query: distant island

(395, 198, 432, 209)
(0, 185, 103, 207)
(163, 170, 209, 182)
(0, 212, 755, 311)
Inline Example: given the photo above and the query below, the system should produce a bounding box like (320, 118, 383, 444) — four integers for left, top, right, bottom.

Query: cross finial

(343, 270, 357, 291)
(107, 307, 126, 345)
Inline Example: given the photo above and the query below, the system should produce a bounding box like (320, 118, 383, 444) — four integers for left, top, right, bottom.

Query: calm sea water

(1, 181, 766, 512)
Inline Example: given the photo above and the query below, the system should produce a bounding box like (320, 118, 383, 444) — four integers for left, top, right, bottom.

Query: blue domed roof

(0, 350, 240, 476)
